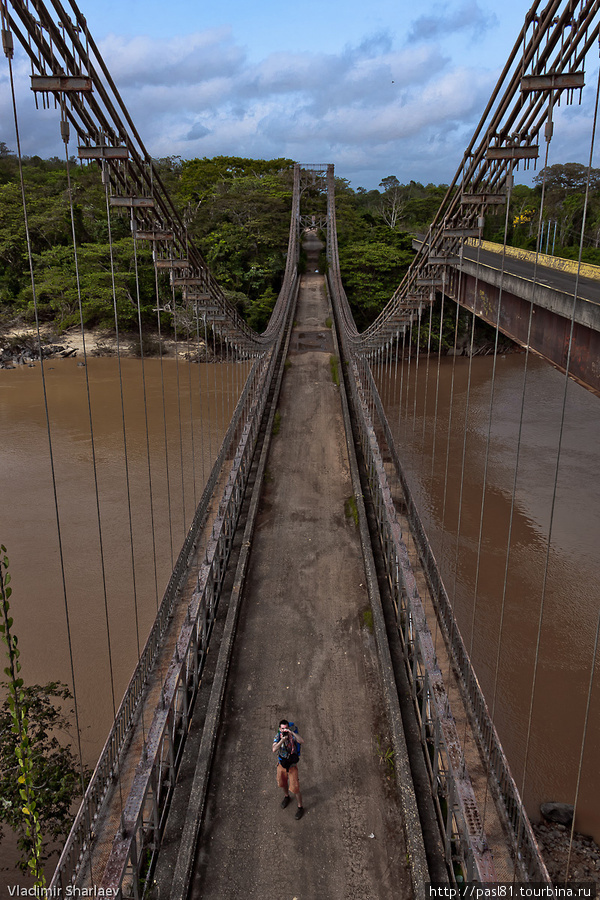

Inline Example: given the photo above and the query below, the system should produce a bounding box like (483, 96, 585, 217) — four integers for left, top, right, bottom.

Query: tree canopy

(1, 151, 599, 336)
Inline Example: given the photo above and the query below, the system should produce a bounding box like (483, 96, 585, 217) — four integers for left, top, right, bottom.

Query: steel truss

(336, 0, 600, 354)
(2, 0, 303, 356)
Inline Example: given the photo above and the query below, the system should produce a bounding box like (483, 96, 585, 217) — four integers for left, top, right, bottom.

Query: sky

(1, 0, 599, 189)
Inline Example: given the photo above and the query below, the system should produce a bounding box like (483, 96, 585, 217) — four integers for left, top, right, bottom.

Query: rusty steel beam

(171, 276, 206, 286)
(154, 258, 190, 269)
(78, 145, 129, 159)
(31, 74, 92, 91)
(109, 196, 155, 208)
(461, 193, 506, 205)
(485, 145, 539, 159)
(428, 256, 461, 265)
(521, 71, 585, 91)
(450, 272, 600, 397)
(442, 227, 481, 238)
(134, 231, 174, 241)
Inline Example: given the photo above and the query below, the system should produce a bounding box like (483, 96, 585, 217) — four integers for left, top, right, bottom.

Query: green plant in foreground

(0, 547, 45, 886)
(344, 495, 358, 526)
(272, 410, 281, 436)
(0, 549, 85, 878)
(362, 607, 374, 633)
(329, 355, 340, 386)
(325, 317, 332, 329)
(375, 734, 395, 776)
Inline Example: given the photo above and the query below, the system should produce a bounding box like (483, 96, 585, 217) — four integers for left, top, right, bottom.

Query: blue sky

(2, 0, 598, 189)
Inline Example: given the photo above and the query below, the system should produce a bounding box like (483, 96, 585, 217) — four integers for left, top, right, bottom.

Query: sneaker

(281, 796, 291, 809)
(295, 806, 304, 820)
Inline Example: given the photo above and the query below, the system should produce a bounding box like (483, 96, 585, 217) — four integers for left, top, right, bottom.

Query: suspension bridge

(1, 0, 600, 897)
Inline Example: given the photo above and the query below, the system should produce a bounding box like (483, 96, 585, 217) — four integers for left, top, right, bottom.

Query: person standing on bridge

(272, 719, 304, 819)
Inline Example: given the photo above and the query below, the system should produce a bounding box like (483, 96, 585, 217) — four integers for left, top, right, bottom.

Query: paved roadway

(158, 235, 414, 899)
(461, 244, 600, 305)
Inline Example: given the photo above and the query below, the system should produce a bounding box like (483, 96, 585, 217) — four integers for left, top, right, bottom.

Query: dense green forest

(1, 143, 599, 337)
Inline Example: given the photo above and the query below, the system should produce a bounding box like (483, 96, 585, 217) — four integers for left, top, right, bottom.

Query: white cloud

(1, 20, 597, 190)
(408, 0, 498, 42)
(99, 28, 244, 86)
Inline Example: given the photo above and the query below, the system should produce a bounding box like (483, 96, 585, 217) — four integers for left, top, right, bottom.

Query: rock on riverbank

(533, 821, 600, 887)
(0, 326, 211, 367)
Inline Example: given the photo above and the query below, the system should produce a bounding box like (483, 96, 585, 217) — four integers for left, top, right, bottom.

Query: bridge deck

(157, 253, 413, 897)
(462, 243, 600, 305)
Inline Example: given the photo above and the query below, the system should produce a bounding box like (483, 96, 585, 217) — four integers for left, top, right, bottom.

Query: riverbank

(0, 325, 216, 368)
(533, 821, 600, 887)
(1, 323, 520, 369)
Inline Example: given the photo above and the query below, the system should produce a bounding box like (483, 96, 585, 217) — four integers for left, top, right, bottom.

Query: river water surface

(0, 349, 599, 878)
(0, 356, 244, 757)
(376, 351, 600, 843)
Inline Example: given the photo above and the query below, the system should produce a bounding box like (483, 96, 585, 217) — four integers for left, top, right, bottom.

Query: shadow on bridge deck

(154, 252, 414, 898)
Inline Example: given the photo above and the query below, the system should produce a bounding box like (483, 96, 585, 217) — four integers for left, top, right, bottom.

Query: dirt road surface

(185, 243, 412, 898)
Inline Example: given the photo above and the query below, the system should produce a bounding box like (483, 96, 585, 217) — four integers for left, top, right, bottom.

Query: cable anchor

(2, 27, 13, 59)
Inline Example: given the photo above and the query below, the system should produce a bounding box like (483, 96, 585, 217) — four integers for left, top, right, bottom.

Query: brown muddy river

(0, 356, 246, 758)
(0, 348, 599, 877)
(375, 350, 600, 842)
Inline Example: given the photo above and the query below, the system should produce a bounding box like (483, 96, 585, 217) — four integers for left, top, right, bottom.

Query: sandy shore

(1, 324, 206, 364)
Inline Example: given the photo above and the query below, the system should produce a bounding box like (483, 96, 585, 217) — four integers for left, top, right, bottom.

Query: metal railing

(48, 127, 301, 888)
(49, 350, 267, 891)
(99, 343, 277, 897)
(341, 346, 496, 882)
(326, 157, 550, 881)
(363, 359, 550, 881)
